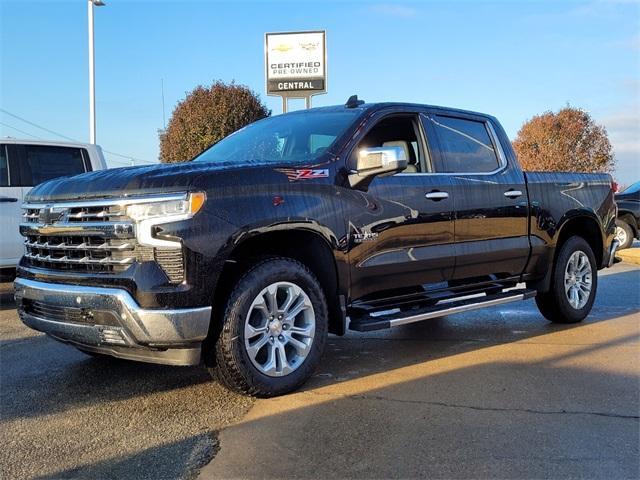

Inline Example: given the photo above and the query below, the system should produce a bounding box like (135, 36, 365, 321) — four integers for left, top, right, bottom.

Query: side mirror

(349, 146, 408, 187)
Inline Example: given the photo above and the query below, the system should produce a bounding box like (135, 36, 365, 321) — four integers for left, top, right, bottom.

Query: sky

(1, 0, 638, 182)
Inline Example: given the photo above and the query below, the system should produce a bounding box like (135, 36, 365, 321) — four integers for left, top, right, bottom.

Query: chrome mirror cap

(349, 146, 408, 187)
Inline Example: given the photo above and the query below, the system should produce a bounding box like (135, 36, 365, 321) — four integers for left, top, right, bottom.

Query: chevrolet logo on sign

(272, 44, 293, 52)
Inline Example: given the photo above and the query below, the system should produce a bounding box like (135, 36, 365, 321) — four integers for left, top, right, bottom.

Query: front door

(345, 112, 455, 300)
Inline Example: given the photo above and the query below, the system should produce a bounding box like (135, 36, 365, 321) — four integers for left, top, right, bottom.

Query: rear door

(424, 112, 529, 283)
(0, 144, 24, 267)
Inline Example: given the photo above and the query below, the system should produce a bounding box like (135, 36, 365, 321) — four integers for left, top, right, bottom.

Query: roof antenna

(345, 95, 365, 108)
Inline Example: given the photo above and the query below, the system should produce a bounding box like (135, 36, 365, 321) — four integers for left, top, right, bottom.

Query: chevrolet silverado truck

(14, 97, 619, 397)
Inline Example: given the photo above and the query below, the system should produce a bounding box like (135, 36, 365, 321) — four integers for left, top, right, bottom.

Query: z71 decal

(276, 168, 329, 181)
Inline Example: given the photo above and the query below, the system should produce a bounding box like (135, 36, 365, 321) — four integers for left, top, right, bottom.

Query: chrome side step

(348, 288, 536, 332)
(388, 292, 532, 327)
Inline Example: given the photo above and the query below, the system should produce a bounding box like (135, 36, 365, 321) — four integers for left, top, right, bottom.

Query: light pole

(88, 0, 105, 144)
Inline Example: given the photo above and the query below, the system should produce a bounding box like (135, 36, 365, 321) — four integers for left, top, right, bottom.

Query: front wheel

(535, 236, 597, 324)
(211, 257, 328, 397)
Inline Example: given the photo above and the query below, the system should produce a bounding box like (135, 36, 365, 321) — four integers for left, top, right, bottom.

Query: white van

(0, 139, 108, 276)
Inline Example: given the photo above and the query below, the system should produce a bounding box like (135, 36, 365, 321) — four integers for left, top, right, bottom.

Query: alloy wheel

(564, 251, 592, 309)
(244, 281, 315, 377)
(615, 225, 628, 246)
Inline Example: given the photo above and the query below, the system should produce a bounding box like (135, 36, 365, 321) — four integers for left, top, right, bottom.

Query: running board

(348, 289, 537, 332)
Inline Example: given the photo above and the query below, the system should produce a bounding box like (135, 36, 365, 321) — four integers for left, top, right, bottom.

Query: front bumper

(14, 278, 211, 366)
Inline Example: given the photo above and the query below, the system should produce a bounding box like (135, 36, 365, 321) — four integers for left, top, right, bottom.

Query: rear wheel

(535, 236, 597, 324)
(211, 257, 328, 397)
(615, 219, 634, 249)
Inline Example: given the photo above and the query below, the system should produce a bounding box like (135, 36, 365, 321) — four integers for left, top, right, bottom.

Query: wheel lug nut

(282, 324, 288, 330)
(269, 336, 274, 342)
(278, 335, 284, 341)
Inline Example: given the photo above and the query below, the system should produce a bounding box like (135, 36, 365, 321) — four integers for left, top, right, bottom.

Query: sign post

(265, 30, 327, 113)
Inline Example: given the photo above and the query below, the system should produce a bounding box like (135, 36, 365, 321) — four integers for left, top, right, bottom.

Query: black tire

(615, 219, 634, 249)
(535, 236, 597, 324)
(211, 257, 328, 397)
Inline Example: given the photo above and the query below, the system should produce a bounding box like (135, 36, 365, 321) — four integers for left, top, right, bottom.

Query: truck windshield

(193, 110, 361, 165)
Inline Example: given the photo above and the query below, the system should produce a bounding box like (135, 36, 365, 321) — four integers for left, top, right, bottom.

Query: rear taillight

(612, 181, 619, 193)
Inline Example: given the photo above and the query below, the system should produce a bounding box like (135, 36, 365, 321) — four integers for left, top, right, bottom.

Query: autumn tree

(159, 81, 270, 163)
(512, 106, 614, 173)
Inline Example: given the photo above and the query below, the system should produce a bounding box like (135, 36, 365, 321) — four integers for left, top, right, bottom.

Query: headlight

(126, 192, 206, 222)
(128, 192, 206, 248)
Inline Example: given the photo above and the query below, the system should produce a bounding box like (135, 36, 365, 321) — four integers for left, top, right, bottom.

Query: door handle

(425, 191, 449, 201)
(504, 190, 523, 198)
(0, 197, 18, 203)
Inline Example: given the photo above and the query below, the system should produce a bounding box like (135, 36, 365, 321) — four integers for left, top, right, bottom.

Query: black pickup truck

(615, 181, 640, 249)
(14, 97, 619, 396)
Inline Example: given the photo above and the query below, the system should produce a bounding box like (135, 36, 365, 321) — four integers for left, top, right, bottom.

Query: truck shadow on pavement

(31, 329, 640, 479)
(31, 432, 220, 480)
(1, 336, 214, 423)
(201, 332, 640, 480)
(0, 290, 16, 311)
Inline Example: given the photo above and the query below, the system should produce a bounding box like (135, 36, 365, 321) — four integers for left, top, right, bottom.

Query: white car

(0, 139, 107, 277)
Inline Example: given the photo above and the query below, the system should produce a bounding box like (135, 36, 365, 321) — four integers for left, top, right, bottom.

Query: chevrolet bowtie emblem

(38, 206, 64, 225)
(272, 43, 293, 52)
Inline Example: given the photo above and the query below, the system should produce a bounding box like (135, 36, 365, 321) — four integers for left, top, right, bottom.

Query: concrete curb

(617, 247, 640, 266)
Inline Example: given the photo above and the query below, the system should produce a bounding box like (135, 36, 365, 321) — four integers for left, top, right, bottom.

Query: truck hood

(25, 161, 304, 202)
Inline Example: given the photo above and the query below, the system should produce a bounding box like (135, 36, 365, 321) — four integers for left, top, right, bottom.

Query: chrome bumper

(14, 278, 211, 366)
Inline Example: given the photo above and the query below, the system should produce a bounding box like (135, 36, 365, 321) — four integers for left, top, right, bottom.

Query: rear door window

(20, 146, 89, 186)
(429, 115, 500, 173)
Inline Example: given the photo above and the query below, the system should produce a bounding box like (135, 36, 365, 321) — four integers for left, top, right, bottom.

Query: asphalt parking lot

(1, 261, 639, 479)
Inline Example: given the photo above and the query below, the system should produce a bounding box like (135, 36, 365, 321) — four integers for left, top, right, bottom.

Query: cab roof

(283, 101, 497, 121)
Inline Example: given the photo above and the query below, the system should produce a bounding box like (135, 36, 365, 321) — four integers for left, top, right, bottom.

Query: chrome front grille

(24, 238, 134, 251)
(24, 236, 136, 273)
(23, 204, 129, 224)
(64, 206, 128, 222)
(21, 201, 135, 274)
(21, 198, 185, 282)
(22, 209, 40, 223)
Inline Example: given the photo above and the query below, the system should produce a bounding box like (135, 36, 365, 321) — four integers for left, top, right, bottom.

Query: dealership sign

(265, 30, 327, 103)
